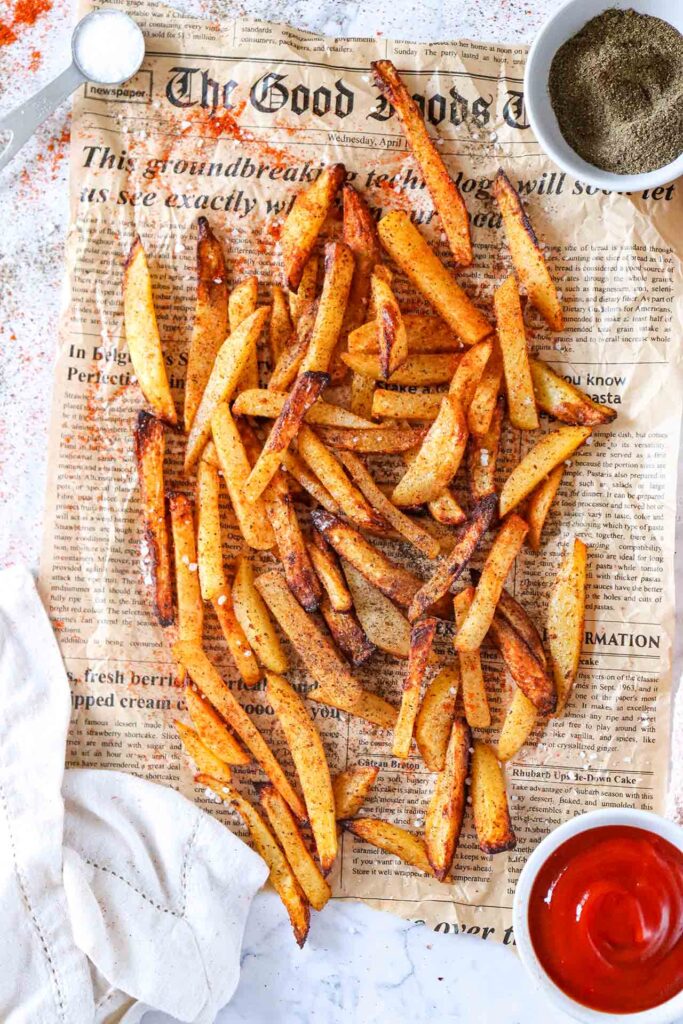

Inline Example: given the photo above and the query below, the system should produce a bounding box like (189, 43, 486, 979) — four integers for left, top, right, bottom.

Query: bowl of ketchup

(513, 808, 683, 1023)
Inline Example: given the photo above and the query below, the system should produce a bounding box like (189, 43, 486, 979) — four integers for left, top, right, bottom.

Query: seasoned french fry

(232, 554, 288, 674)
(255, 569, 398, 729)
(211, 403, 275, 551)
(299, 242, 355, 374)
(134, 412, 173, 626)
(548, 538, 587, 714)
(289, 254, 319, 324)
(199, 775, 309, 946)
(123, 238, 177, 424)
(370, 264, 408, 378)
(211, 586, 262, 687)
(488, 613, 556, 715)
(230, 276, 260, 392)
(448, 340, 492, 412)
(378, 212, 492, 344)
(342, 351, 459, 386)
(415, 666, 460, 772)
(427, 490, 468, 527)
(185, 217, 228, 432)
(468, 339, 504, 437)
(262, 470, 322, 612)
(268, 300, 317, 393)
(174, 643, 305, 818)
(454, 514, 528, 652)
(498, 686, 538, 762)
(494, 274, 539, 430)
(371, 389, 442, 422)
(350, 371, 376, 419)
(308, 533, 352, 612)
(454, 587, 490, 728)
(342, 818, 433, 876)
(185, 685, 250, 765)
(168, 492, 203, 668)
(372, 61, 472, 266)
(468, 398, 503, 501)
(313, 423, 427, 454)
(393, 618, 437, 759)
(260, 785, 331, 910)
(342, 561, 413, 659)
(333, 765, 379, 819)
(472, 572, 546, 667)
(233, 389, 380, 430)
(280, 450, 342, 516)
(471, 742, 516, 854)
(499, 426, 592, 517)
(269, 285, 294, 364)
(342, 185, 382, 339)
(175, 720, 233, 785)
(266, 672, 337, 873)
(320, 597, 376, 666)
(196, 451, 226, 602)
(529, 357, 617, 426)
(392, 395, 467, 507)
(425, 718, 471, 879)
(282, 164, 346, 292)
(349, 314, 460, 354)
(527, 463, 565, 551)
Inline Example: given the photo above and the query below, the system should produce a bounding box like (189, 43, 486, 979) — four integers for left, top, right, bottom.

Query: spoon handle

(0, 62, 86, 174)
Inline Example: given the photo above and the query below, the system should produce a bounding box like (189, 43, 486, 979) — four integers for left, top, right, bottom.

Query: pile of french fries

(125, 60, 613, 944)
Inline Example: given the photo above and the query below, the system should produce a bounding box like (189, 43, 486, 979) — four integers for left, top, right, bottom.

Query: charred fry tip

(494, 168, 540, 248)
(310, 507, 337, 532)
(124, 234, 143, 269)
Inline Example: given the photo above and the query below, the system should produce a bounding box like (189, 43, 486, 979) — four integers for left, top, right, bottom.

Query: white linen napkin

(0, 566, 268, 1024)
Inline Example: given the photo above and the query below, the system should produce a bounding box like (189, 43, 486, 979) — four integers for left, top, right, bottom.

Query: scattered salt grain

(217, 594, 227, 606)
(181, 554, 190, 565)
(479, 449, 489, 466)
(188, 562, 198, 573)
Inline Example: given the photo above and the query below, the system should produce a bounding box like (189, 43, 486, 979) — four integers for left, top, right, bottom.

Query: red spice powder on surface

(0, 0, 52, 49)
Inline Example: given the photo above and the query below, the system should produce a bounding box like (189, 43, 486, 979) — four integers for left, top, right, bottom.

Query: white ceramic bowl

(524, 0, 683, 191)
(513, 808, 683, 1024)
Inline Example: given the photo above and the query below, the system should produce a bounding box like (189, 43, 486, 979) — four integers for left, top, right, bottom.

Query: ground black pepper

(548, 8, 683, 174)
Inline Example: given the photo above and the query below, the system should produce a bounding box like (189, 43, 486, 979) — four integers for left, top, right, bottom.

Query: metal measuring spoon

(0, 9, 145, 174)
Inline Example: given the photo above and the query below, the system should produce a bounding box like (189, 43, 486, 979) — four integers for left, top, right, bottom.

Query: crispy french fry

(350, 314, 460, 354)
(184, 685, 250, 765)
(342, 185, 382, 337)
(372, 61, 472, 266)
(168, 492, 203, 667)
(499, 426, 592, 517)
(212, 586, 262, 687)
(342, 561, 413, 659)
(211, 403, 275, 551)
(415, 666, 460, 772)
(494, 274, 539, 430)
(449, 340, 492, 411)
(289, 254, 319, 324)
(320, 597, 376, 666)
(262, 470, 322, 612)
(199, 775, 309, 946)
(233, 389, 380, 430)
(174, 643, 304, 818)
(282, 164, 346, 292)
(342, 351, 459, 386)
(308, 533, 352, 612)
(526, 463, 565, 551)
(454, 587, 490, 728)
(427, 490, 468, 526)
(333, 765, 379, 819)
(371, 264, 408, 378)
(280, 450, 342, 516)
(123, 238, 177, 424)
(185, 218, 228, 432)
(260, 785, 331, 910)
(350, 371, 376, 419)
(232, 554, 288, 674)
(313, 423, 427, 454)
(134, 413, 173, 626)
(393, 618, 437, 759)
(425, 718, 470, 879)
(472, 572, 547, 667)
(195, 451, 226, 602)
(268, 300, 317, 393)
(371, 389, 443, 421)
(230, 277, 259, 392)
(498, 686, 538, 762)
(269, 285, 294, 364)
(392, 395, 467, 507)
(342, 818, 433, 875)
(468, 398, 503, 501)
(266, 672, 337, 873)
(175, 720, 233, 784)
(378, 212, 492, 344)
(299, 242, 354, 374)
(471, 742, 516, 854)
(454, 514, 528, 652)
(529, 357, 617, 426)
(468, 339, 504, 437)
(312, 509, 420, 609)
(488, 613, 556, 714)
(407, 495, 497, 622)
(255, 569, 397, 729)
(548, 538, 587, 714)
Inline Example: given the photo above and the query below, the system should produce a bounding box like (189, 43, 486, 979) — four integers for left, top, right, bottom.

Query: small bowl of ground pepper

(524, 0, 683, 191)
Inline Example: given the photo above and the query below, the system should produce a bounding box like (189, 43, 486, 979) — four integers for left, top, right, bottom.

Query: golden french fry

(313, 423, 427, 454)
(350, 371, 375, 419)
(184, 217, 228, 432)
(391, 395, 467, 507)
(370, 264, 408, 378)
(123, 238, 177, 424)
(175, 720, 233, 785)
(134, 413, 173, 626)
(372, 60, 472, 266)
(454, 514, 528, 652)
(427, 490, 468, 527)
(393, 618, 437, 759)
(184, 685, 250, 765)
(498, 686, 538, 762)
(232, 554, 288, 674)
(425, 718, 471, 879)
(468, 398, 503, 501)
(494, 274, 538, 430)
(342, 351, 459, 386)
(260, 785, 331, 910)
(529, 357, 617, 426)
(280, 450, 342, 516)
(333, 765, 379, 819)
(168, 492, 203, 666)
(526, 463, 565, 551)
(289, 254, 319, 324)
(468, 339, 504, 437)
(342, 818, 433, 876)
(282, 164, 346, 292)
(174, 643, 305, 819)
(472, 572, 547, 667)
(488, 613, 556, 715)
(263, 470, 322, 612)
(320, 598, 376, 666)
(499, 426, 592, 517)
(212, 586, 262, 688)
(415, 666, 460, 772)
(308, 533, 352, 612)
(471, 742, 516, 854)
(196, 452, 226, 602)
(299, 242, 355, 374)
(342, 561, 413, 659)
(233, 389, 380, 430)
(548, 538, 587, 714)
(268, 300, 317, 393)
(454, 587, 490, 728)
(349, 314, 460, 354)
(230, 276, 259, 393)
(371, 389, 443, 421)
(342, 185, 382, 337)
(211, 403, 275, 551)
(448, 340, 492, 411)
(269, 285, 294, 365)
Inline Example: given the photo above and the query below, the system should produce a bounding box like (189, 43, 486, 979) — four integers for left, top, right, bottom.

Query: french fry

(185, 306, 270, 472)
(407, 495, 497, 622)
(269, 285, 294, 364)
(282, 163, 346, 292)
(454, 587, 490, 728)
(195, 450, 226, 602)
(349, 314, 460, 354)
(199, 775, 310, 946)
(211, 586, 262, 688)
(529, 357, 617, 426)
(320, 597, 376, 666)
(498, 426, 592, 517)
(488, 613, 556, 714)
(268, 300, 317, 393)
(174, 643, 305, 818)
(393, 618, 437, 759)
(134, 413, 173, 627)
(262, 470, 322, 612)
(230, 276, 260, 393)
(289, 254, 319, 324)
(123, 238, 177, 424)
(493, 169, 563, 331)
(308, 533, 352, 612)
(378, 212, 492, 345)
(371, 264, 408, 378)
(471, 741, 516, 854)
(184, 217, 228, 432)
(391, 395, 467, 507)
(255, 569, 398, 729)
(175, 720, 233, 785)
(342, 561, 413, 659)
(372, 60, 472, 266)
(448, 340, 492, 411)
(342, 185, 382, 339)
(232, 554, 288, 674)
(333, 765, 379, 819)
(280, 450, 342, 517)
(547, 538, 587, 714)
(211, 403, 275, 551)
(425, 718, 471, 880)
(494, 274, 539, 430)
(244, 371, 330, 502)
(184, 685, 250, 765)
(350, 371, 375, 419)
(311, 509, 420, 609)
(299, 242, 355, 374)
(371, 390, 442, 421)
(527, 463, 565, 551)
(498, 686, 538, 762)
(342, 351, 459, 386)
(468, 398, 503, 501)
(168, 492, 203, 669)
(427, 490, 468, 527)
(260, 785, 331, 910)
(472, 572, 547, 667)
(313, 423, 427, 454)
(415, 666, 460, 772)
(233, 389, 380, 430)
(454, 514, 528, 652)
(342, 818, 433, 876)
(468, 339, 504, 437)
(266, 672, 337, 873)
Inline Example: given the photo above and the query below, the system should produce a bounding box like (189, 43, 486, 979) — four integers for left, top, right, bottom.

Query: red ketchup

(528, 825, 683, 1014)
